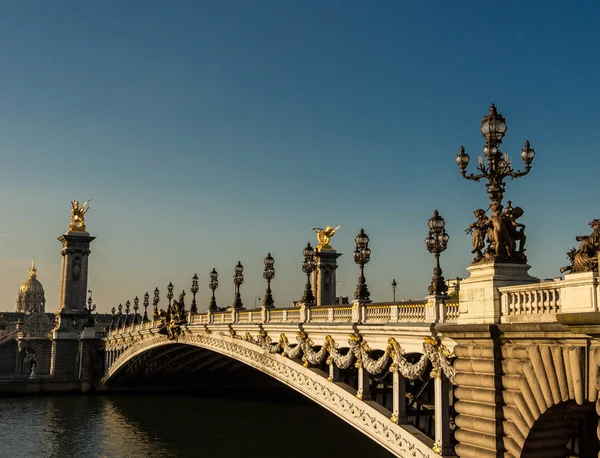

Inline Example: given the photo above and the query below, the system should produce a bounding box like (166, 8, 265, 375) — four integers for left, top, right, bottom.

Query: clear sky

(0, 1, 598, 313)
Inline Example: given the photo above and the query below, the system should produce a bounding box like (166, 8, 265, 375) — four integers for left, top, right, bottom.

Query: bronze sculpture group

(466, 201, 527, 264)
(561, 219, 600, 273)
(156, 292, 188, 340)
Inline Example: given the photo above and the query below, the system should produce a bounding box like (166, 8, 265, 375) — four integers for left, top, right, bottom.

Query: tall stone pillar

(313, 250, 342, 306)
(51, 230, 95, 378)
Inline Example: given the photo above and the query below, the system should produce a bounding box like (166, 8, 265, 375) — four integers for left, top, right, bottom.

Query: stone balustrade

(107, 301, 436, 337)
(499, 281, 562, 323)
(106, 272, 599, 338)
(443, 299, 459, 322)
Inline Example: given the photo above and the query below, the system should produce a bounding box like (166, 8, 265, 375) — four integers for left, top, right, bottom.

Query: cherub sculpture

(68, 199, 91, 232)
(503, 201, 526, 258)
(466, 209, 488, 262)
(466, 202, 528, 264)
(561, 219, 600, 273)
(311, 225, 342, 251)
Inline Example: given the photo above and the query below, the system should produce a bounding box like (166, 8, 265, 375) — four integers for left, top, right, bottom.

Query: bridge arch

(103, 332, 438, 458)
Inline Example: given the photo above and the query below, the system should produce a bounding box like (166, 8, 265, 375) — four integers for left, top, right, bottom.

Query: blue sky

(0, 1, 598, 313)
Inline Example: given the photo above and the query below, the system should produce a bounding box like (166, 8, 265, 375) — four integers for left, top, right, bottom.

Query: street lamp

(209, 268, 219, 312)
(425, 210, 450, 295)
(190, 274, 199, 314)
(263, 252, 275, 308)
(117, 303, 123, 327)
(456, 104, 536, 263)
(85, 290, 96, 327)
(391, 279, 397, 302)
(125, 300, 131, 326)
(133, 296, 139, 324)
(301, 242, 316, 304)
(153, 288, 160, 319)
(110, 306, 116, 329)
(167, 282, 174, 313)
(353, 229, 371, 302)
(143, 292, 149, 322)
(232, 262, 244, 309)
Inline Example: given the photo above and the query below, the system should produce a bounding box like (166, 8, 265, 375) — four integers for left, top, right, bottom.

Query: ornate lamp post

(353, 229, 371, 302)
(143, 292, 149, 322)
(117, 303, 123, 327)
(391, 279, 397, 302)
(133, 296, 139, 324)
(190, 274, 199, 314)
(209, 268, 219, 311)
(85, 290, 96, 327)
(153, 288, 160, 319)
(125, 300, 131, 326)
(456, 104, 536, 263)
(232, 262, 244, 309)
(167, 282, 174, 313)
(425, 210, 450, 295)
(110, 306, 116, 330)
(301, 243, 316, 304)
(263, 253, 275, 308)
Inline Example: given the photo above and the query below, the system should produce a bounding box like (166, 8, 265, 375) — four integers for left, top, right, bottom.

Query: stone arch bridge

(102, 287, 600, 458)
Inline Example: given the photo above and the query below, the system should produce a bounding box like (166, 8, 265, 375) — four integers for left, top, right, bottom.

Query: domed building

(16, 259, 46, 313)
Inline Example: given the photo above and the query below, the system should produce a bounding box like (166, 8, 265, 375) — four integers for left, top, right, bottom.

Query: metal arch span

(103, 332, 437, 458)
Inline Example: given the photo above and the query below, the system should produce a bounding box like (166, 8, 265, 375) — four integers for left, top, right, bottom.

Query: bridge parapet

(106, 300, 455, 337)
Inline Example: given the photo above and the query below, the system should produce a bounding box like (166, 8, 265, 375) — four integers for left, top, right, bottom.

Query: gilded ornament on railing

(311, 225, 342, 251)
(561, 219, 599, 274)
(68, 199, 91, 232)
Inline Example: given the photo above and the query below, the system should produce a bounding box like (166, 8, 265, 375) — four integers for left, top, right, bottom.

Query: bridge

(103, 301, 458, 458)
(101, 270, 600, 458)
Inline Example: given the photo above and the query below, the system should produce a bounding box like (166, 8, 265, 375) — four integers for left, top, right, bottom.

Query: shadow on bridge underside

(104, 342, 440, 453)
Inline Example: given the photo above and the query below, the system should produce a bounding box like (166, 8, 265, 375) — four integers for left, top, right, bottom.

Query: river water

(0, 392, 394, 458)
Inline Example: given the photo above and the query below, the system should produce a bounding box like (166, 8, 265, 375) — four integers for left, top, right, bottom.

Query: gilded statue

(68, 199, 91, 232)
(466, 201, 527, 264)
(311, 225, 342, 251)
(561, 219, 600, 274)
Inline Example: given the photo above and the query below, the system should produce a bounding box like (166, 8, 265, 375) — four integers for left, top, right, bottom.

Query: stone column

(328, 362, 339, 382)
(434, 374, 452, 455)
(357, 364, 371, 400)
(391, 370, 407, 424)
(51, 230, 95, 378)
(313, 250, 342, 306)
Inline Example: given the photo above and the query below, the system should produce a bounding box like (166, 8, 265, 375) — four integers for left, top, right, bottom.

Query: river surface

(0, 393, 394, 458)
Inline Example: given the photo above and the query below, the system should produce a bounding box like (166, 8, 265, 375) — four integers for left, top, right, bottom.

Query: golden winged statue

(311, 225, 342, 251)
(68, 199, 91, 232)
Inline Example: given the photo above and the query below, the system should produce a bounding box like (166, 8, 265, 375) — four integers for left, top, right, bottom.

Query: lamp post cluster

(190, 274, 199, 314)
(232, 261, 244, 309)
(425, 210, 450, 296)
(301, 243, 316, 304)
(262, 253, 275, 308)
(456, 104, 536, 264)
(209, 268, 219, 311)
(353, 229, 371, 302)
(85, 290, 96, 327)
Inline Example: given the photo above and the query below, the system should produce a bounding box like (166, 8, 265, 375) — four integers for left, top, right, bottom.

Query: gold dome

(16, 259, 46, 313)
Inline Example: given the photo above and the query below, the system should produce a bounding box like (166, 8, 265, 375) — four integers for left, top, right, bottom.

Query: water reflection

(0, 394, 394, 458)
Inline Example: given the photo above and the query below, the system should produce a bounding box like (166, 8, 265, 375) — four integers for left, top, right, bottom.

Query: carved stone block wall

(440, 322, 599, 458)
(0, 340, 18, 374)
(50, 339, 80, 378)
